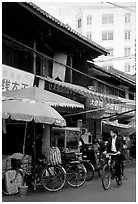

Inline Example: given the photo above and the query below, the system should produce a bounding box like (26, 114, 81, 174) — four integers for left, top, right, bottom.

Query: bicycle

(80, 144, 104, 177)
(102, 152, 124, 190)
(2, 157, 66, 195)
(75, 152, 95, 181)
(61, 151, 87, 187)
(96, 151, 106, 176)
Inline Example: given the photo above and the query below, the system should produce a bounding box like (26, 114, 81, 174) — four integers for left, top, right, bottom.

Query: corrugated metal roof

(23, 2, 108, 55)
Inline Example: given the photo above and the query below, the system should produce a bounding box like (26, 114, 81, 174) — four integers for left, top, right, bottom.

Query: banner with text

(2, 65, 35, 91)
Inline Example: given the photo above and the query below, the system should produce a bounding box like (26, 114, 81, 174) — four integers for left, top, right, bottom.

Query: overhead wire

(63, 107, 105, 117)
(102, 108, 136, 120)
(106, 2, 136, 13)
(2, 34, 135, 97)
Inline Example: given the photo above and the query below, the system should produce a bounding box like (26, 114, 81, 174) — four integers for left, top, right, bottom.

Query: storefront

(2, 65, 85, 170)
(36, 75, 122, 143)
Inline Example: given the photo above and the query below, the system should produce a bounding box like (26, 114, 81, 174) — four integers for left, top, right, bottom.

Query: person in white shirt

(104, 130, 123, 182)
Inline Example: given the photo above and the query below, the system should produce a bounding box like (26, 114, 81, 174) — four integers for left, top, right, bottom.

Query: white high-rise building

(75, 2, 136, 75)
(35, 2, 136, 75)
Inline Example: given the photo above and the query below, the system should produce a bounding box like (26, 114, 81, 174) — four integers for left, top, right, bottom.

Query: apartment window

(102, 32, 113, 40)
(78, 18, 82, 28)
(87, 32, 92, 40)
(124, 47, 131, 56)
(87, 15, 92, 25)
(124, 63, 131, 72)
(102, 14, 113, 24)
(107, 48, 114, 56)
(102, 64, 113, 70)
(125, 13, 131, 23)
(125, 30, 131, 40)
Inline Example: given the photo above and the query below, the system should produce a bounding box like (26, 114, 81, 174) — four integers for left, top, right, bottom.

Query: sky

(34, 1, 136, 30)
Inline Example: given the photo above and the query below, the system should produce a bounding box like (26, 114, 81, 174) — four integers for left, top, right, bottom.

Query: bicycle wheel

(31, 168, 43, 190)
(66, 162, 86, 187)
(41, 165, 66, 192)
(98, 165, 103, 176)
(102, 164, 111, 190)
(2, 169, 23, 195)
(82, 161, 94, 181)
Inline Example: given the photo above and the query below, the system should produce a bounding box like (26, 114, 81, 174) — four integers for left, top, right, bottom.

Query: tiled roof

(24, 2, 108, 55)
(109, 68, 136, 83)
(88, 61, 136, 86)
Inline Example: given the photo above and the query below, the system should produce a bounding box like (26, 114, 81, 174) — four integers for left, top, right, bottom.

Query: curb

(123, 159, 136, 164)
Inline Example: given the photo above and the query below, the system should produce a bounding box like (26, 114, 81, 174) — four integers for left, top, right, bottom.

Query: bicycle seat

(81, 159, 91, 163)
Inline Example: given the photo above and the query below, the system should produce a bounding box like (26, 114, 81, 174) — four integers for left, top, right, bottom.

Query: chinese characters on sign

(2, 65, 35, 91)
(89, 99, 119, 111)
(45, 80, 72, 95)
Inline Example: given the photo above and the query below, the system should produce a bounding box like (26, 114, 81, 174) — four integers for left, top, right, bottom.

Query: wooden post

(33, 41, 36, 75)
(69, 56, 73, 83)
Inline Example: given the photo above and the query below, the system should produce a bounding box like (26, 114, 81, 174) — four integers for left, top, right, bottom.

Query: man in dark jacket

(105, 130, 123, 181)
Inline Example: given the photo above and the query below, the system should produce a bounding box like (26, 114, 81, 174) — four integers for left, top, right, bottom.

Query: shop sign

(89, 99, 119, 111)
(2, 64, 35, 91)
(119, 105, 135, 115)
(45, 80, 72, 95)
(105, 103, 119, 111)
(90, 99, 103, 107)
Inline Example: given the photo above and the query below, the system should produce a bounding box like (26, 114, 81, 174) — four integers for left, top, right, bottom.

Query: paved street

(2, 160, 136, 202)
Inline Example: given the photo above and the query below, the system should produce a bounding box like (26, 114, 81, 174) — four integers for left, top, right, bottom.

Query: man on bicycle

(104, 130, 123, 183)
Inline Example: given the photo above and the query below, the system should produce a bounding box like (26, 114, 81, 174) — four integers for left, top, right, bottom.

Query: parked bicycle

(61, 151, 87, 187)
(80, 144, 105, 177)
(2, 156, 66, 195)
(102, 153, 124, 190)
(75, 152, 95, 181)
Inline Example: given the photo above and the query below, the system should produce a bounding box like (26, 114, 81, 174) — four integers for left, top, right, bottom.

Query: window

(125, 13, 131, 23)
(87, 15, 92, 25)
(102, 14, 113, 24)
(129, 93, 134, 100)
(78, 18, 82, 28)
(87, 32, 92, 40)
(102, 32, 113, 40)
(125, 30, 131, 40)
(124, 47, 131, 56)
(107, 48, 114, 56)
(102, 64, 113, 70)
(124, 63, 131, 72)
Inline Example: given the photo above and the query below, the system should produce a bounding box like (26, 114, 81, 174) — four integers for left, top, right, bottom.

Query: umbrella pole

(23, 122, 27, 185)
(33, 122, 36, 166)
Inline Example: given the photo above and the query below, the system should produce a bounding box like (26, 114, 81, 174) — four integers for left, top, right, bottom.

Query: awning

(2, 86, 84, 109)
(102, 120, 132, 129)
(39, 76, 120, 107)
(102, 120, 136, 136)
(118, 97, 136, 106)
